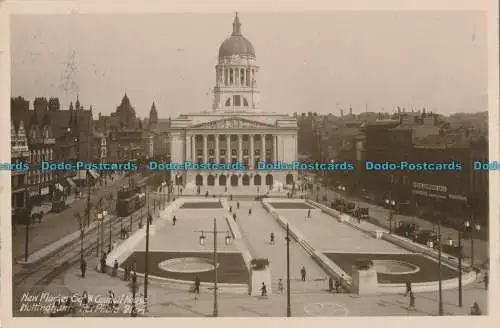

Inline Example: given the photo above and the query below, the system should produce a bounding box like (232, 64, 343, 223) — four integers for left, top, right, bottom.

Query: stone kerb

(376, 270, 477, 294)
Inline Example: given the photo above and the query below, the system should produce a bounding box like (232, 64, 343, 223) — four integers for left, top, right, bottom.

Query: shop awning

(74, 170, 87, 180)
(66, 177, 77, 188)
(88, 169, 100, 180)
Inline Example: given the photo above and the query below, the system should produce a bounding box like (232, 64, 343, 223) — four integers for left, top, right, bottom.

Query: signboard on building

(412, 182, 448, 199)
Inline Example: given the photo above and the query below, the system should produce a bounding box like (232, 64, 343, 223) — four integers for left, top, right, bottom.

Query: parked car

(394, 222, 419, 239)
(413, 229, 439, 248)
(51, 200, 67, 213)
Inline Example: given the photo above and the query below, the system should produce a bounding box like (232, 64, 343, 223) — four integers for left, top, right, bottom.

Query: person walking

(335, 278, 341, 293)
(173, 216, 177, 226)
(248, 208, 252, 215)
(233, 213, 237, 221)
(484, 271, 489, 290)
(261, 282, 267, 297)
(409, 291, 415, 310)
(237, 201, 240, 209)
(307, 209, 311, 219)
(328, 276, 334, 292)
(300, 266, 306, 281)
(229, 206, 233, 213)
(404, 280, 412, 296)
(112, 260, 118, 277)
(278, 278, 284, 293)
(194, 276, 201, 297)
(80, 257, 87, 278)
(470, 302, 482, 315)
(270, 232, 275, 245)
(100, 255, 107, 274)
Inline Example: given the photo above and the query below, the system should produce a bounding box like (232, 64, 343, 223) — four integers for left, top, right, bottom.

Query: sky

(11, 11, 487, 119)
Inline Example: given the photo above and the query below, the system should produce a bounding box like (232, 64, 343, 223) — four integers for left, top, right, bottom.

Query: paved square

(122, 251, 249, 284)
(276, 208, 408, 253)
(324, 253, 458, 283)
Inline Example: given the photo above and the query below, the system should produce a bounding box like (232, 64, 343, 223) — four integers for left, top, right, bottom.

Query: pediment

(191, 117, 275, 129)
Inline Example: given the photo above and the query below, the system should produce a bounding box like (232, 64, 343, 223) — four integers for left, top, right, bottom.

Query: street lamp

(96, 211, 104, 257)
(285, 223, 291, 317)
(464, 219, 481, 267)
(196, 218, 232, 317)
(385, 198, 397, 234)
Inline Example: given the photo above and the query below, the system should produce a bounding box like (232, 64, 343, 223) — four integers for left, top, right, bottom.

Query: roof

(218, 13, 255, 60)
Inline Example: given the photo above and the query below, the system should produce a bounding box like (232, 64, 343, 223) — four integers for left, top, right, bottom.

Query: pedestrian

(307, 209, 311, 218)
(335, 278, 341, 293)
(409, 291, 415, 310)
(180, 188, 183, 195)
(404, 280, 412, 296)
(237, 201, 240, 209)
(233, 213, 237, 221)
(484, 271, 488, 290)
(278, 278, 284, 293)
(173, 216, 177, 226)
(148, 213, 153, 225)
(80, 257, 87, 278)
(300, 266, 306, 281)
(248, 208, 252, 215)
(328, 276, 334, 292)
(261, 282, 267, 297)
(112, 260, 118, 277)
(470, 302, 482, 315)
(132, 270, 137, 284)
(230, 194, 233, 201)
(225, 186, 228, 192)
(100, 256, 106, 274)
(194, 276, 200, 297)
(229, 206, 232, 213)
(82, 291, 89, 308)
(270, 232, 275, 245)
(205, 191, 209, 198)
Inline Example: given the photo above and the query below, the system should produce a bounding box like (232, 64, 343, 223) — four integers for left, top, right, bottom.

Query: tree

(74, 211, 85, 258)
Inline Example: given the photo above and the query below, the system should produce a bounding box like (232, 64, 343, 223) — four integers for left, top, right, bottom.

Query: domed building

(169, 13, 298, 190)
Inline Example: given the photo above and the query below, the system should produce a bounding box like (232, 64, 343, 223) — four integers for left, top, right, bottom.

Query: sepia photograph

(4, 2, 495, 320)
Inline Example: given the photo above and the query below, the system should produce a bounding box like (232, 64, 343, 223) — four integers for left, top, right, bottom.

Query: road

(12, 173, 130, 260)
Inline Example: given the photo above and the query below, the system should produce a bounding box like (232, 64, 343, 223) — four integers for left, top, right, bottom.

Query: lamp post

(464, 218, 481, 267)
(385, 197, 396, 234)
(96, 211, 103, 257)
(437, 216, 443, 316)
(286, 223, 291, 317)
(197, 218, 232, 317)
(457, 228, 463, 308)
(144, 211, 151, 311)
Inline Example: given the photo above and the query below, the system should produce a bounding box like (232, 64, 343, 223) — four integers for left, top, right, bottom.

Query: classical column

(273, 135, 277, 162)
(261, 134, 266, 162)
(215, 134, 220, 164)
(249, 134, 254, 169)
(226, 134, 231, 162)
(191, 135, 196, 162)
(238, 134, 243, 163)
(203, 134, 208, 163)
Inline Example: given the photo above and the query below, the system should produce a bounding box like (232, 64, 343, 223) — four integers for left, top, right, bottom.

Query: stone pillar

(203, 134, 208, 163)
(261, 134, 266, 162)
(238, 134, 243, 163)
(226, 134, 231, 162)
(249, 134, 254, 169)
(191, 135, 196, 162)
(215, 134, 220, 164)
(273, 135, 277, 162)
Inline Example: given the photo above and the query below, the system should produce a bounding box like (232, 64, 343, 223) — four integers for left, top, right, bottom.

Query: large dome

(218, 13, 256, 60)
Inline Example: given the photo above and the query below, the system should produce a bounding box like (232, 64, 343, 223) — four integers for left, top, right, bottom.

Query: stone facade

(169, 13, 298, 189)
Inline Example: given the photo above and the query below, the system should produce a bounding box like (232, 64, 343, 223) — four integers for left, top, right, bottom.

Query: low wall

(305, 199, 477, 293)
(262, 199, 353, 292)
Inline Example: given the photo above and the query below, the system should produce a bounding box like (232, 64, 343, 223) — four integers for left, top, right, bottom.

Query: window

(229, 69, 234, 85)
(243, 149, 249, 156)
(243, 159, 249, 166)
(197, 149, 203, 156)
(209, 149, 215, 156)
(255, 149, 260, 156)
(232, 149, 237, 156)
(233, 95, 241, 107)
(220, 149, 226, 156)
